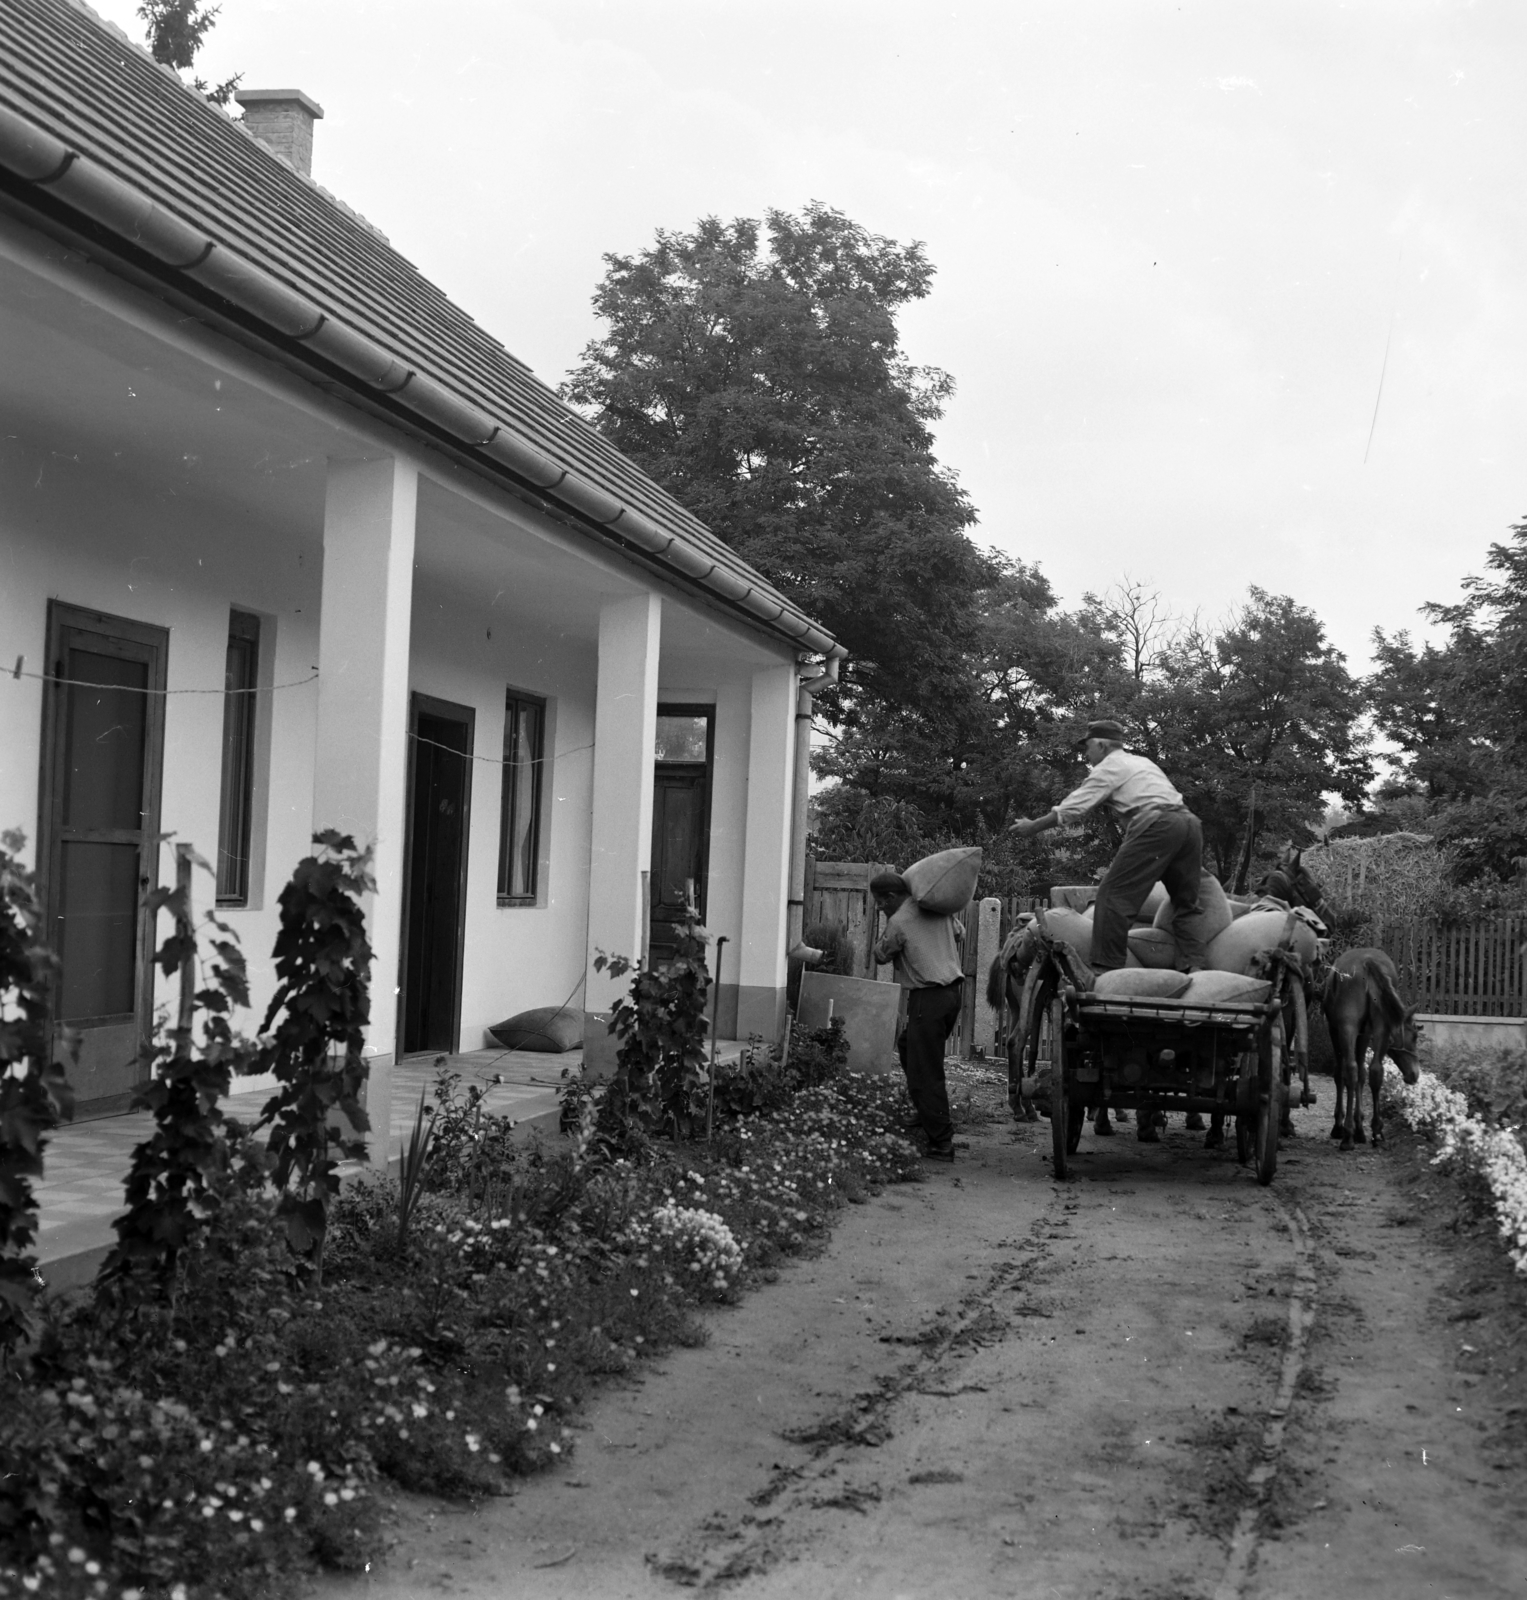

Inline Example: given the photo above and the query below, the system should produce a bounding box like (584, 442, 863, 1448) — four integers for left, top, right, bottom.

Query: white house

(0, 0, 841, 1150)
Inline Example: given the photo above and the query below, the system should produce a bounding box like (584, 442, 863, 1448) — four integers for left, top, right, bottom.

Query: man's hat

(1077, 718, 1126, 747)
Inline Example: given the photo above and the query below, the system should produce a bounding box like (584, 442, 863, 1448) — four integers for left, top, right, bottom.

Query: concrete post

(315, 455, 418, 1168)
(973, 896, 1004, 1055)
(583, 593, 662, 1052)
(736, 663, 796, 1043)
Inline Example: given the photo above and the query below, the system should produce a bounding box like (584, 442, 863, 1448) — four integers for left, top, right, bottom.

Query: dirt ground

(317, 1072, 1527, 1600)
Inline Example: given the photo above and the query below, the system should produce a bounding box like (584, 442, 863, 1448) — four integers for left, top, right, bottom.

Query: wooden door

(399, 695, 474, 1055)
(40, 603, 167, 1116)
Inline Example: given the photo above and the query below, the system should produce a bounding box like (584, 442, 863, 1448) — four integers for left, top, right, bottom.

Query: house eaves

(0, 0, 839, 659)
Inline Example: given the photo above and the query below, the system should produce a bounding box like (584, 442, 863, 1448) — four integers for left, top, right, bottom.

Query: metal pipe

(786, 646, 846, 966)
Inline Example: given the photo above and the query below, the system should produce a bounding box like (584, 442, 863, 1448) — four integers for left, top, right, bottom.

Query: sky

(89, 0, 1527, 672)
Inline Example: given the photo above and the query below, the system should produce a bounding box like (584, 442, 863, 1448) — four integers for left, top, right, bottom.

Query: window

(497, 692, 545, 902)
(216, 610, 260, 905)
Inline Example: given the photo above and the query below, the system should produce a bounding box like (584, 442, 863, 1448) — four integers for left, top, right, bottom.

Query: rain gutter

(0, 99, 839, 660)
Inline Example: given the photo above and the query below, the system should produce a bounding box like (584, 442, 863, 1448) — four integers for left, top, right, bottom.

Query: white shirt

(1055, 748, 1184, 826)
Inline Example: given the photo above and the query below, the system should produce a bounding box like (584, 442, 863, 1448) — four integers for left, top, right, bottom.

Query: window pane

(512, 701, 540, 896)
(655, 714, 708, 762)
(58, 840, 139, 1019)
(61, 650, 148, 831)
(499, 695, 544, 899)
(217, 616, 259, 903)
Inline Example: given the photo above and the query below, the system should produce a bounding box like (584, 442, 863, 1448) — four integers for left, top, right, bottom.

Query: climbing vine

(0, 831, 74, 1349)
(251, 831, 376, 1267)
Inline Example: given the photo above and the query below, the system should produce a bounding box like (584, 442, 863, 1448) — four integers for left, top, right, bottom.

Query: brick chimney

(234, 88, 324, 177)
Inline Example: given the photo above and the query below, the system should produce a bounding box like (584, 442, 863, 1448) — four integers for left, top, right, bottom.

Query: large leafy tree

(1134, 589, 1372, 885)
(562, 204, 993, 725)
(812, 558, 1133, 891)
(1369, 521, 1527, 882)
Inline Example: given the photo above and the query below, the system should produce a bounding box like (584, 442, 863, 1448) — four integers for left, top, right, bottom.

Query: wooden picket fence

(1368, 916, 1527, 1017)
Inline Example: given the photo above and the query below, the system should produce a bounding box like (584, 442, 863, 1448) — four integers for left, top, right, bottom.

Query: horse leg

(1205, 1111, 1225, 1149)
(1368, 1023, 1389, 1146)
(1351, 1024, 1371, 1144)
(1334, 1026, 1358, 1151)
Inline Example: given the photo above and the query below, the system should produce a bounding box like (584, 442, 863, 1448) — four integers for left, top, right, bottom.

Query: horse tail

(986, 953, 1008, 1014)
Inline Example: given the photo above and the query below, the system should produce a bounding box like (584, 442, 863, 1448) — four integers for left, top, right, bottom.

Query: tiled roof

(0, 0, 837, 655)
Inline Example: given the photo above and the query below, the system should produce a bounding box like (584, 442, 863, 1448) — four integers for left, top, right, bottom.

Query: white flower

(1391, 1065, 1527, 1277)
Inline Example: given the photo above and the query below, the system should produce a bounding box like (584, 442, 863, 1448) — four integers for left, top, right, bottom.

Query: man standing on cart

(1007, 719, 1208, 977)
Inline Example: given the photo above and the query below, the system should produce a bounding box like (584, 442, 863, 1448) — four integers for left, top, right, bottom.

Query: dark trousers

(1091, 807, 1206, 972)
(898, 981, 963, 1146)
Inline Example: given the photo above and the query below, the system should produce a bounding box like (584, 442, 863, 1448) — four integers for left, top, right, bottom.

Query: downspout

(787, 645, 847, 964)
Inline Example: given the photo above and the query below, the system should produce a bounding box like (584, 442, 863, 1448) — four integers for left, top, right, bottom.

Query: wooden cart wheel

(1235, 1108, 1252, 1165)
(1049, 994, 1071, 1180)
(1255, 1014, 1283, 1187)
(1010, 964, 1045, 1114)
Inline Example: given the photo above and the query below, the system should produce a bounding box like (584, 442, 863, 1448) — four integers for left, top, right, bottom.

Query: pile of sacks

(1028, 873, 1321, 1006)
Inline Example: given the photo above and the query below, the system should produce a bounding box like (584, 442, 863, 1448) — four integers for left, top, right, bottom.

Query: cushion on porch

(488, 1006, 585, 1052)
(903, 847, 983, 915)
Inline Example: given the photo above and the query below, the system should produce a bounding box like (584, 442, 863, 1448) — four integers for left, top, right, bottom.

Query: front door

(400, 694, 474, 1055)
(649, 705, 713, 967)
(40, 603, 168, 1117)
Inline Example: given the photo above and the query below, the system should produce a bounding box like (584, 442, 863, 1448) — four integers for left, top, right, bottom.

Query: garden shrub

(2, 831, 926, 1600)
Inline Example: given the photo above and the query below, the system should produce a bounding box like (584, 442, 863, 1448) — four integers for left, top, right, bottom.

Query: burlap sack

(1093, 968, 1191, 999)
(1152, 872, 1234, 948)
(1126, 925, 1179, 969)
(1179, 971, 1272, 1004)
(1205, 909, 1318, 975)
(903, 847, 983, 915)
(1042, 906, 1144, 967)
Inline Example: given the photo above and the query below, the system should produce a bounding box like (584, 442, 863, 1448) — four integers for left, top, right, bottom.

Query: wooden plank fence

(1369, 916, 1527, 1017)
(802, 861, 1055, 1056)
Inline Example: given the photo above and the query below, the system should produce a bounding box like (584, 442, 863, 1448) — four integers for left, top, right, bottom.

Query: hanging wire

(407, 730, 594, 769)
(4, 655, 319, 695)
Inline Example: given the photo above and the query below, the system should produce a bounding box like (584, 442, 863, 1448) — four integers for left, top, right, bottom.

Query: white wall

(407, 571, 598, 1047)
(0, 431, 322, 1021)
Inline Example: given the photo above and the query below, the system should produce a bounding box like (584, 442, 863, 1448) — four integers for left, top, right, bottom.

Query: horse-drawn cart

(1004, 912, 1320, 1185)
(1044, 979, 1285, 1183)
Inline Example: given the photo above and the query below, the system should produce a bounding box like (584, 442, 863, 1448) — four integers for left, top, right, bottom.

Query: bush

(1421, 1042, 1527, 1133)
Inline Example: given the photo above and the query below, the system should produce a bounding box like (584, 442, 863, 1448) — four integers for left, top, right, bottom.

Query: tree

(1134, 589, 1371, 886)
(562, 204, 993, 726)
(138, 0, 241, 106)
(1369, 520, 1527, 882)
(812, 557, 1133, 892)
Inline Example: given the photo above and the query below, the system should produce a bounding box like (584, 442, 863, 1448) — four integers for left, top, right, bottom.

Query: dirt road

(320, 1085, 1527, 1599)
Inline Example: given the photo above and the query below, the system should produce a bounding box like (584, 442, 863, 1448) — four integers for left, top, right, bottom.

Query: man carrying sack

(870, 871, 963, 1163)
(1008, 719, 1208, 976)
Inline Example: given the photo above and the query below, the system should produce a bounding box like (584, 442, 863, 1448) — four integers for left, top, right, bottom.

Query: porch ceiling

(0, 235, 357, 537)
(415, 473, 792, 673)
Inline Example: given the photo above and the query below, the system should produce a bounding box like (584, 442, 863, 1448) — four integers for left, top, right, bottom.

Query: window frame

(215, 609, 260, 907)
(496, 689, 547, 905)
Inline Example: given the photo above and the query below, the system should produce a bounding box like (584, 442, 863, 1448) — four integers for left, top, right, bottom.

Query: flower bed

(1387, 1063, 1527, 1277)
(1, 1069, 922, 1600)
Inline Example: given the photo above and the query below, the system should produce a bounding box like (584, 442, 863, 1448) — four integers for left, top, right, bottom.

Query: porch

(34, 1039, 752, 1291)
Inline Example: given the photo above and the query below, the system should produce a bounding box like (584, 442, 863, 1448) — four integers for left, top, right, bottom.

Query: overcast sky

(91, 0, 1527, 671)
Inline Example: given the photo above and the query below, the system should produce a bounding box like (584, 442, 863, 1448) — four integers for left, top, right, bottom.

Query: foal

(1322, 947, 1420, 1151)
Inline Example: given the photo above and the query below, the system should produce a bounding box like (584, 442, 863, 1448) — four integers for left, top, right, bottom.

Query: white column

(584, 594, 662, 1038)
(314, 455, 418, 1167)
(736, 662, 797, 1042)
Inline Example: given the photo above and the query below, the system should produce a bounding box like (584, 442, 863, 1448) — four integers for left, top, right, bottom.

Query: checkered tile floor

(34, 1046, 574, 1268)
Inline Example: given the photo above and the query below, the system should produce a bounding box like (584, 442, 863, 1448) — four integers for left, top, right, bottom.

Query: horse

(1260, 845, 1334, 929)
(1321, 947, 1421, 1151)
(986, 922, 1041, 1121)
